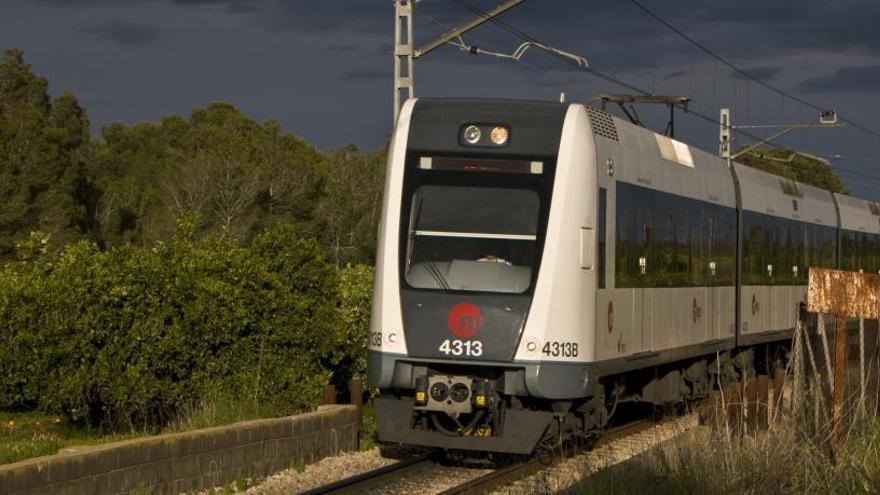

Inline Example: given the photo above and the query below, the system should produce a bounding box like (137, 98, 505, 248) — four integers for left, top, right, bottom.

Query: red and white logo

(447, 303, 483, 339)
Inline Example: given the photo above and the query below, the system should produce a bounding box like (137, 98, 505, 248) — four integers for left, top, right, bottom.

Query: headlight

(490, 126, 509, 145)
(463, 125, 482, 144)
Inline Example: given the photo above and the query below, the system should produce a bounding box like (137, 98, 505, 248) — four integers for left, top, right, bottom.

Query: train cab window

(405, 185, 539, 294)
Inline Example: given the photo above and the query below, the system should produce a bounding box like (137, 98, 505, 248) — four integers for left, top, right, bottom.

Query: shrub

(0, 226, 373, 429)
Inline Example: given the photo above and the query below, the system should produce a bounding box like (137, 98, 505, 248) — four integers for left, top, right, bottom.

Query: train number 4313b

(542, 341, 578, 357)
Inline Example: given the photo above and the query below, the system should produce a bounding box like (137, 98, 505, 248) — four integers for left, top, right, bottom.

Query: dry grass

(578, 324, 880, 494)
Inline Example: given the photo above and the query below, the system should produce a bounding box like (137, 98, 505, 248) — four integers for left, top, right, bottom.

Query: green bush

(0, 226, 373, 429)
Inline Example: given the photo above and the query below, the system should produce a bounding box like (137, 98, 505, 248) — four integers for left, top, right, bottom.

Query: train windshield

(405, 185, 539, 294)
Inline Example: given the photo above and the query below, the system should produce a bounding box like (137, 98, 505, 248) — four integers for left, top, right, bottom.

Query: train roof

(733, 161, 837, 226)
(834, 193, 880, 234)
(587, 106, 737, 209)
(585, 103, 842, 228)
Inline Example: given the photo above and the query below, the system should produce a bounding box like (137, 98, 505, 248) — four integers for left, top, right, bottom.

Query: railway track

(298, 454, 437, 495)
(298, 413, 687, 495)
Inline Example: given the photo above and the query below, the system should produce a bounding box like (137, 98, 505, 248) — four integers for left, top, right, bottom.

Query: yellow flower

(53, 417, 61, 424)
(7, 420, 14, 428)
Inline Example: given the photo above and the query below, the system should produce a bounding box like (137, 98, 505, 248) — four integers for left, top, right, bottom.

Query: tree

(315, 144, 387, 265)
(737, 147, 850, 194)
(0, 49, 90, 255)
(89, 102, 327, 246)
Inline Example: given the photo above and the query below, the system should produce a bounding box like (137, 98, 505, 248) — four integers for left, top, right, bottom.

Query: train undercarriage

(377, 342, 789, 456)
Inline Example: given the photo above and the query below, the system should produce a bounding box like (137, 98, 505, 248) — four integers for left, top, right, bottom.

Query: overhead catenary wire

(445, 0, 818, 157)
(625, 0, 880, 142)
(442, 0, 880, 187)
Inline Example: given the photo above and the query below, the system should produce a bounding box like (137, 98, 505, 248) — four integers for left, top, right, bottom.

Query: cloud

(797, 64, 880, 93)
(170, 0, 264, 13)
(731, 65, 781, 81)
(84, 19, 162, 45)
(327, 44, 356, 52)
(664, 70, 687, 80)
(36, 0, 264, 13)
(341, 69, 388, 81)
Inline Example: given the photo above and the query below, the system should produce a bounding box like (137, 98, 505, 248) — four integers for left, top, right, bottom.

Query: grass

(0, 393, 301, 466)
(578, 416, 880, 494)
(0, 410, 140, 465)
(576, 358, 880, 494)
(0, 383, 373, 466)
(360, 399, 379, 451)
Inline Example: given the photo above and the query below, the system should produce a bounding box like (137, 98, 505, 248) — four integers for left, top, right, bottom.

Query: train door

(597, 175, 646, 360)
(706, 207, 736, 341)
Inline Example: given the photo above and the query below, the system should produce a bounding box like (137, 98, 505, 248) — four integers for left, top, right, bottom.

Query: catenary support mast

(393, 0, 525, 121)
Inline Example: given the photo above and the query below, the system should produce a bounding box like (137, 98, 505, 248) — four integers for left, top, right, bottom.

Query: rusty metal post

(832, 315, 846, 443)
(323, 384, 337, 405)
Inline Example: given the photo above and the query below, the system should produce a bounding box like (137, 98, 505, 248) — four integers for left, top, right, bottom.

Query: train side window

(598, 188, 607, 289)
(742, 211, 766, 285)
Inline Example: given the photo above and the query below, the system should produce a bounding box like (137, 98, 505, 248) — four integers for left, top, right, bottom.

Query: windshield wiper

(412, 236, 453, 292)
(410, 195, 453, 292)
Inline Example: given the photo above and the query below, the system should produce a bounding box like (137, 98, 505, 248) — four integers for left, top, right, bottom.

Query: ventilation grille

(586, 106, 619, 141)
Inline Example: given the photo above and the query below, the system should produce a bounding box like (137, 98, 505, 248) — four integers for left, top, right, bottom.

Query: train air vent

(586, 106, 619, 141)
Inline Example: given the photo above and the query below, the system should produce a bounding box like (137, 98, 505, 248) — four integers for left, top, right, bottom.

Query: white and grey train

(368, 98, 880, 454)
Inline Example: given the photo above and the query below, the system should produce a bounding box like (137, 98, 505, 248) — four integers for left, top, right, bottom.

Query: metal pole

(415, 0, 524, 58)
(393, 0, 414, 121)
(719, 108, 731, 167)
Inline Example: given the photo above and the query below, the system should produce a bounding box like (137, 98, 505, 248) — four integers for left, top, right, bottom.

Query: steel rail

(437, 458, 542, 495)
(438, 418, 656, 495)
(299, 454, 435, 495)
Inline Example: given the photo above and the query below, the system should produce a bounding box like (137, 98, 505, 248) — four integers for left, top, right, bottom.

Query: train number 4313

(439, 339, 483, 357)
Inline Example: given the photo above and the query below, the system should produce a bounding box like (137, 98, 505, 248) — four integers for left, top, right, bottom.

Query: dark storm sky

(3, 0, 880, 197)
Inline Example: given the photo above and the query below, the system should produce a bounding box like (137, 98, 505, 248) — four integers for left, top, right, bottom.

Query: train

(367, 98, 879, 455)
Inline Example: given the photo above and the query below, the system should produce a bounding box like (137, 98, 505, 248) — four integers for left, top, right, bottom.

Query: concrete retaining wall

(0, 405, 358, 495)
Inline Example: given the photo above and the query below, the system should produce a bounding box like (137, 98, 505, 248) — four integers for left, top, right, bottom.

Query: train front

(368, 98, 598, 454)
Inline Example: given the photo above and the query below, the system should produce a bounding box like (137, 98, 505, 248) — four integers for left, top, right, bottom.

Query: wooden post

(832, 315, 846, 443)
(746, 376, 758, 432)
(792, 319, 805, 417)
(756, 374, 769, 430)
(724, 383, 742, 434)
(323, 384, 337, 405)
(859, 318, 866, 419)
(348, 377, 363, 431)
(771, 367, 785, 424)
(819, 316, 834, 389)
(807, 267, 879, 445)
